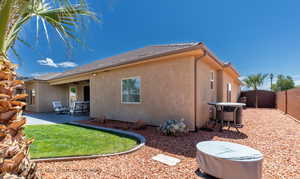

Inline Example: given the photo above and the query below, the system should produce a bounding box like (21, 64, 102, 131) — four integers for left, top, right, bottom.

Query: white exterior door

(69, 86, 78, 107)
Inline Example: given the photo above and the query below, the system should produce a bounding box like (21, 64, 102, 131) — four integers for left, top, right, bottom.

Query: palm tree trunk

(0, 54, 38, 178)
(255, 89, 258, 108)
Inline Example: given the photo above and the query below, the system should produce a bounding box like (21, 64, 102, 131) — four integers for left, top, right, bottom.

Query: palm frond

(243, 73, 268, 90)
(1, 0, 98, 54)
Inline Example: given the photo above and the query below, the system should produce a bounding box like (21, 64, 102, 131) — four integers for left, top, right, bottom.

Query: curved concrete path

(25, 113, 90, 125)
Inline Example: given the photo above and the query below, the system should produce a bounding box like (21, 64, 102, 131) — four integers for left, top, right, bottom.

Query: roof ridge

(149, 42, 200, 47)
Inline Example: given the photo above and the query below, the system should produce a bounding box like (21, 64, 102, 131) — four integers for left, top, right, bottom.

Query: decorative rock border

(32, 121, 146, 163)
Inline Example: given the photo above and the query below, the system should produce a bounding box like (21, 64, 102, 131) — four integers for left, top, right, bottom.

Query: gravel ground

(36, 109, 300, 179)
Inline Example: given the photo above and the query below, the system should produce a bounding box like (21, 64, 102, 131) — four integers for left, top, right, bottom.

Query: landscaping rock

(132, 120, 146, 130)
(39, 109, 300, 178)
(159, 118, 187, 136)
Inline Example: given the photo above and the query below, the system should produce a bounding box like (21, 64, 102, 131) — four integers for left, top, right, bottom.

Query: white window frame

(227, 83, 232, 102)
(121, 76, 141, 104)
(210, 71, 214, 90)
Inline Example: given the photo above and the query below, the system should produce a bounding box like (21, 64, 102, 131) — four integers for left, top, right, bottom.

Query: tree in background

(243, 73, 268, 108)
(271, 75, 295, 92)
(270, 73, 274, 90)
(0, 0, 95, 178)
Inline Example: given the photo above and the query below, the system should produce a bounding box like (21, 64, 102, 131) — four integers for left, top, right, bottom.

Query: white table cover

(196, 141, 263, 179)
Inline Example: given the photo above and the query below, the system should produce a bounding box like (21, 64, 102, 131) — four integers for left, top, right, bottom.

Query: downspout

(194, 49, 207, 131)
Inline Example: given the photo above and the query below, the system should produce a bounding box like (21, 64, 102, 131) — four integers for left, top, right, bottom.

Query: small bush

(159, 119, 187, 136)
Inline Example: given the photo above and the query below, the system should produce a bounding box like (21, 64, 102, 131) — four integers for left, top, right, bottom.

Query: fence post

(285, 90, 288, 114)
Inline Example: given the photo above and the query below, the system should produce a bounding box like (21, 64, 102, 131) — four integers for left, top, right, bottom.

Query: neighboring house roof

(52, 42, 202, 80)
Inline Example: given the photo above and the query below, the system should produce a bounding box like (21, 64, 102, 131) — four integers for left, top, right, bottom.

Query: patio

(25, 113, 90, 125)
(35, 109, 300, 178)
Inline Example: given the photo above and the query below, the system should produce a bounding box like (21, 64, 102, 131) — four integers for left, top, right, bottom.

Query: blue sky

(12, 0, 300, 88)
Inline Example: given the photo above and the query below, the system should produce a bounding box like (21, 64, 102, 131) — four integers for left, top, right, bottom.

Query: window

(121, 77, 141, 104)
(227, 83, 232, 102)
(210, 71, 214, 90)
(15, 88, 24, 95)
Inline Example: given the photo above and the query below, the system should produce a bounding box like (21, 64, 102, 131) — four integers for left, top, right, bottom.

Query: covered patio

(24, 76, 90, 114)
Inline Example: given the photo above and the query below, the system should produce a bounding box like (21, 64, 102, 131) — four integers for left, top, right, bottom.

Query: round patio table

(196, 141, 263, 179)
(208, 102, 246, 132)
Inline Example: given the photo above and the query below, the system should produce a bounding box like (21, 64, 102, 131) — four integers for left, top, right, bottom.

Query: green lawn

(24, 124, 138, 159)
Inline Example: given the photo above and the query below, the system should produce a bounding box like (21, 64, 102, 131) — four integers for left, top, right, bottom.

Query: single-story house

(24, 42, 242, 130)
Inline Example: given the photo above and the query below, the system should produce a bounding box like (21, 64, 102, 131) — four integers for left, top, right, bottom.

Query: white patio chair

(70, 101, 90, 115)
(52, 101, 69, 114)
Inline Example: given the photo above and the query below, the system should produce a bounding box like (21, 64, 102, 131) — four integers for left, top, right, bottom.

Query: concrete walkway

(24, 113, 90, 125)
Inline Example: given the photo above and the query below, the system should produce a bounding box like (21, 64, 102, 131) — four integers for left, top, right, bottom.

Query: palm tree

(0, 0, 95, 178)
(243, 73, 268, 108)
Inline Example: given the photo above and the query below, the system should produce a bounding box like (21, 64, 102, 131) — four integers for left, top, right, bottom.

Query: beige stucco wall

(217, 70, 224, 102)
(232, 80, 241, 102)
(90, 56, 196, 130)
(195, 59, 219, 127)
(25, 81, 68, 112)
(36, 82, 69, 112)
(24, 53, 241, 130)
(218, 71, 241, 102)
(25, 82, 38, 112)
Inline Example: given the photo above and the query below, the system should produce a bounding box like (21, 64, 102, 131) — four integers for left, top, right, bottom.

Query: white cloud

(37, 58, 77, 68)
(37, 58, 58, 67)
(30, 72, 48, 77)
(295, 80, 300, 86)
(292, 75, 300, 86)
(291, 75, 300, 78)
(57, 61, 78, 68)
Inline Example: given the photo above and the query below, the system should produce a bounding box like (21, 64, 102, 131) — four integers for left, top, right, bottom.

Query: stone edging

(32, 121, 146, 163)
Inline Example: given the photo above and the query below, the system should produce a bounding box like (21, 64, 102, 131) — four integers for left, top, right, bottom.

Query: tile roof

(25, 72, 63, 81)
(26, 42, 237, 82)
(51, 42, 202, 80)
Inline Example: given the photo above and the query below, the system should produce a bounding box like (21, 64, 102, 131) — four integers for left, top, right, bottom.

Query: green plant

(271, 75, 295, 92)
(243, 73, 268, 108)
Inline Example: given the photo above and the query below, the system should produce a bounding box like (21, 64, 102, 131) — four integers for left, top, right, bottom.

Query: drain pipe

(194, 49, 207, 131)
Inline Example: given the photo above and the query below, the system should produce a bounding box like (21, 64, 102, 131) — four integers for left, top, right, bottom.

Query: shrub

(159, 119, 187, 136)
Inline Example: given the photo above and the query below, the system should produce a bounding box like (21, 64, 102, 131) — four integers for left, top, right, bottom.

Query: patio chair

(222, 106, 243, 132)
(70, 101, 90, 115)
(52, 101, 69, 114)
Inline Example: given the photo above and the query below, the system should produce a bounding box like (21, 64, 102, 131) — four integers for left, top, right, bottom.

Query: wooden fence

(276, 87, 300, 120)
(240, 90, 276, 108)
